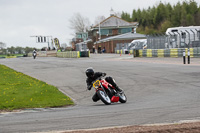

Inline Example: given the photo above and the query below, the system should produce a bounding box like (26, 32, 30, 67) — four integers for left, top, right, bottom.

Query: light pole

(98, 22, 101, 40)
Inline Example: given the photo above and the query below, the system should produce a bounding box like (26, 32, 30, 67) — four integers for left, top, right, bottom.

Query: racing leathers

(86, 72, 122, 102)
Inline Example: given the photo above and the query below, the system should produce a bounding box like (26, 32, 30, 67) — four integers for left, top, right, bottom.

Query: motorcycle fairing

(111, 96, 119, 102)
(100, 79, 109, 89)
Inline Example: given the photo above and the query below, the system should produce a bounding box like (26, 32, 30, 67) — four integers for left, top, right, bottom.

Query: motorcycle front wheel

(119, 92, 127, 103)
(97, 90, 111, 105)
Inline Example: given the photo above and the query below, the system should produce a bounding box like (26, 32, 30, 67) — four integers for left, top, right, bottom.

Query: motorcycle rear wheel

(97, 90, 111, 105)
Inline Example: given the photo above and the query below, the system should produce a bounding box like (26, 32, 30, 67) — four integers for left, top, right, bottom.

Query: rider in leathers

(85, 68, 122, 102)
(32, 49, 37, 58)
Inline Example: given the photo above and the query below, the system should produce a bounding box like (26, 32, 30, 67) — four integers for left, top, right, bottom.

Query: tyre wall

(57, 51, 90, 58)
(117, 48, 200, 57)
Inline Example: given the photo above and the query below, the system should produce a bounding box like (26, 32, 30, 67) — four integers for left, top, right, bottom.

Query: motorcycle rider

(33, 49, 37, 54)
(85, 68, 122, 102)
(33, 49, 37, 59)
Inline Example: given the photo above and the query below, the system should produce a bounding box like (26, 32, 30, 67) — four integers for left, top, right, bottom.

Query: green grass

(0, 55, 6, 57)
(0, 54, 24, 58)
(0, 64, 74, 111)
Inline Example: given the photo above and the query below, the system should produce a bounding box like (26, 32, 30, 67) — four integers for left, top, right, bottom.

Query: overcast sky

(1, 0, 199, 48)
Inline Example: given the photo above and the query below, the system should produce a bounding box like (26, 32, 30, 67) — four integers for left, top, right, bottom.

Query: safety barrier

(116, 50, 122, 54)
(28, 51, 47, 57)
(116, 48, 200, 58)
(27, 51, 89, 58)
(57, 51, 90, 58)
(57, 51, 80, 58)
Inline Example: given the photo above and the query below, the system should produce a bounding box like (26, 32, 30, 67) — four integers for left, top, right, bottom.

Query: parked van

(166, 26, 200, 48)
(128, 39, 147, 50)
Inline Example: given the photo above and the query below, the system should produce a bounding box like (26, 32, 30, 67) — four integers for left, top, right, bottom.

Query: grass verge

(0, 64, 74, 111)
(0, 54, 24, 58)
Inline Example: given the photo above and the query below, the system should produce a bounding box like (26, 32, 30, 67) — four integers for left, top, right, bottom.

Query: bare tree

(94, 12, 121, 26)
(69, 13, 91, 33)
(115, 12, 122, 18)
(94, 16, 106, 25)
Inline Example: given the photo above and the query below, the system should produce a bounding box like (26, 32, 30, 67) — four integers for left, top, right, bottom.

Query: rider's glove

(87, 85, 92, 90)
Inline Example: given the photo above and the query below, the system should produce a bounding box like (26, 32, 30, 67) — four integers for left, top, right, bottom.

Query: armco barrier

(116, 48, 200, 57)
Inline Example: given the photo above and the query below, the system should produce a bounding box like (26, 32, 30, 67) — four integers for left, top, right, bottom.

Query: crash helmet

(85, 68, 94, 78)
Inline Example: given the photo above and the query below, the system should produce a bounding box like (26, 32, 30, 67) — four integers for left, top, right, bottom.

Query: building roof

(75, 39, 92, 46)
(93, 16, 138, 29)
(94, 32, 146, 44)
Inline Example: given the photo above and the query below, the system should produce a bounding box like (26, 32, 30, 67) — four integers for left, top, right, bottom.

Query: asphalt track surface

(0, 54, 200, 133)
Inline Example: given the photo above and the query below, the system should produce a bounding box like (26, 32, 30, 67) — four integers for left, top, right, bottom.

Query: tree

(186, 14, 195, 25)
(149, 6, 156, 26)
(15, 46, 24, 54)
(69, 13, 91, 33)
(136, 9, 142, 24)
(187, 0, 198, 15)
(160, 20, 172, 33)
(24, 47, 34, 54)
(114, 12, 122, 18)
(121, 12, 131, 22)
(121, 0, 200, 35)
(180, 2, 187, 26)
(94, 16, 106, 25)
(0, 42, 6, 49)
(165, 3, 173, 21)
(132, 9, 137, 21)
(171, 2, 182, 26)
(141, 9, 147, 27)
(153, 2, 167, 28)
(194, 9, 200, 25)
(7, 46, 15, 54)
(1, 48, 7, 55)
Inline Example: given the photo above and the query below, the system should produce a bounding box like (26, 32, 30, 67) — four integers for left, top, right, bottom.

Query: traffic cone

(120, 54, 121, 56)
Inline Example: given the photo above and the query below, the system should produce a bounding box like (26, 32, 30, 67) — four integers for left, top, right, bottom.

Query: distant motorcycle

(33, 52, 37, 59)
(91, 76, 127, 105)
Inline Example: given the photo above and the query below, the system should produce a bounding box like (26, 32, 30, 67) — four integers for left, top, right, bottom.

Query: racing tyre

(119, 92, 127, 103)
(97, 90, 111, 105)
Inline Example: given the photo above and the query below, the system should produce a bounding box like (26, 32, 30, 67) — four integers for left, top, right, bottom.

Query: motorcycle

(91, 76, 127, 105)
(33, 52, 37, 59)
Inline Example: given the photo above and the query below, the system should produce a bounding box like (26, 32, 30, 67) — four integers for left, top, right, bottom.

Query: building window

(118, 28, 132, 34)
(76, 33, 88, 41)
(76, 34, 82, 38)
(100, 29, 112, 35)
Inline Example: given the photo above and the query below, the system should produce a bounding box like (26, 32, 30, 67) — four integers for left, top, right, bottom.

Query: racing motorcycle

(92, 76, 127, 105)
(33, 52, 37, 59)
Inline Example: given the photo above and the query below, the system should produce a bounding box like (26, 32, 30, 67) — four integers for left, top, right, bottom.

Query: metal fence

(75, 43, 88, 51)
(115, 43, 129, 51)
(147, 29, 200, 49)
